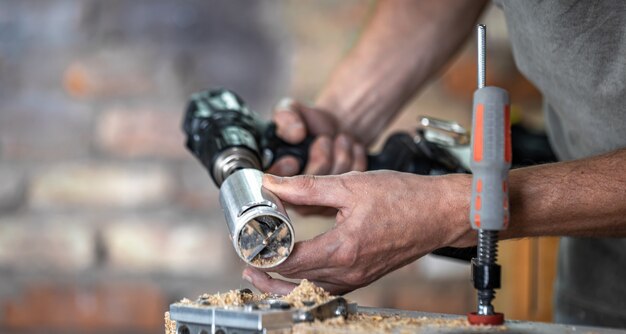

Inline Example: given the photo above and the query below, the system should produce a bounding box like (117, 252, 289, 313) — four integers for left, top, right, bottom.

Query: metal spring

(477, 230, 498, 265)
(477, 230, 498, 314)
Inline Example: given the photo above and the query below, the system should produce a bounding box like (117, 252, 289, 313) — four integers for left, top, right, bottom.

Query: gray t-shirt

(495, 0, 626, 328)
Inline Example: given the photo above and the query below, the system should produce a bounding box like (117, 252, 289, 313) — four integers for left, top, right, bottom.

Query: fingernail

(276, 97, 294, 111)
(287, 122, 304, 134)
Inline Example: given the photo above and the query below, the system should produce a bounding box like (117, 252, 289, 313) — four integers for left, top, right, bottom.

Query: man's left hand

(242, 171, 473, 295)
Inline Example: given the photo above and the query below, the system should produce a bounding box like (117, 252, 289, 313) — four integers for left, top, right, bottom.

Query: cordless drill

(182, 89, 477, 269)
(182, 89, 302, 268)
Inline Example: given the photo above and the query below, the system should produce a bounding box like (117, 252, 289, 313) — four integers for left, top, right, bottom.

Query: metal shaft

(477, 24, 486, 89)
(477, 230, 498, 315)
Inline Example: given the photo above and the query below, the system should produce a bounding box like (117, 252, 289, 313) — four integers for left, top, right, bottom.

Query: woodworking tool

(169, 292, 355, 334)
(168, 301, 625, 333)
(468, 24, 511, 325)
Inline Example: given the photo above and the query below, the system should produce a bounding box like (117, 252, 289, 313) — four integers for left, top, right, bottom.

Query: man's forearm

(316, 0, 488, 145)
(448, 148, 626, 248)
(505, 148, 626, 238)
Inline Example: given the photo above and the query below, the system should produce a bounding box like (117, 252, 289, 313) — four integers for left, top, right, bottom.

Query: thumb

(273, 98, 306, 144)
(262, 174, 346, 208)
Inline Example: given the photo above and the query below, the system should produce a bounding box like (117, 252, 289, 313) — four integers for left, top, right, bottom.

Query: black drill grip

(264, 123, 313, 173)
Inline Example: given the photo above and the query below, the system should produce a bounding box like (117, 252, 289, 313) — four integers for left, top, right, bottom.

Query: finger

(262, 173, 346, 208)
(309, 281, 354, 295)
(268, 230, 342, 274)
(267, 156, 300, 176)
(330, 134, 353, 175)
(303, 136, 332, 175)
(351, 143, 368, 171)
(243, 267, 298, 295)
(243, 267, 351, 296)
(297, 104, 338, 136)
(293, 206, 337, 217)
(273, 98, 306, 144)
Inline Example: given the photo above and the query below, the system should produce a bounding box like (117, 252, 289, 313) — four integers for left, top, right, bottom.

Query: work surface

(167, 303, 626, 334)
(166, 281, 624, 334)
(356, 307, 626, 334)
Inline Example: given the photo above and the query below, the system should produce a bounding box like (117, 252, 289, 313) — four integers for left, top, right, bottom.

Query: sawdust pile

(282, 279, 333, 308)
(292, 313, 478, 333)
(172, 279, 330, 309)
(195, 289, 269, 307)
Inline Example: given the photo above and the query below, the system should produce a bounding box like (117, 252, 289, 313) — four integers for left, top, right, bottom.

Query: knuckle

(335, 241, 359, 267)
(344, 170, 361, 177)
(296, 174, 318, 191)
(307, 150, 332, 175)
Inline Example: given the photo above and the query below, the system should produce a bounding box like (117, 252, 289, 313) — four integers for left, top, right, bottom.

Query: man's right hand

(268, 98, 367, 177)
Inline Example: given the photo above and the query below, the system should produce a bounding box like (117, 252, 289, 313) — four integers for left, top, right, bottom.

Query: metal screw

(477, 24, 486, 89)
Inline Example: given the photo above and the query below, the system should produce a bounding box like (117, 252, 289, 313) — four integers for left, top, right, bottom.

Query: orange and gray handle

(469, 86, 511, 231)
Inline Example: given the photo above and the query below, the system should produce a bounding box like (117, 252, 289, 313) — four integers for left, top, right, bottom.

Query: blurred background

(0, 1, 556, 333)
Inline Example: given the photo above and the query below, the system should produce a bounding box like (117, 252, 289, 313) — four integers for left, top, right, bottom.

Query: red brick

(29, 163, 175, 209)
(0, 101, 92, 161)
(95, 107, 187, 159)
(3, 282, 165, 332)
(101, 218, 229, 275)
(0, 216, 94, 271)
(62, 52, 155, 99)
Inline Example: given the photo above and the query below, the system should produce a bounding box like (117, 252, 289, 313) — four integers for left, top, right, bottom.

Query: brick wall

(0, 1, 535, 333)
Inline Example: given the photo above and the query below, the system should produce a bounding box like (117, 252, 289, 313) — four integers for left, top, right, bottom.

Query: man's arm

(243, 148, 626, 295)
(270, 0, 487, 177)
(316, 0, 488, 145)
(440, 148, 626, 248)
(508, 148, 626, 238)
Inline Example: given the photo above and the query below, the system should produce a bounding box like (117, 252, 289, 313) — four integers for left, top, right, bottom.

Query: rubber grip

(470, 86, 511, 231)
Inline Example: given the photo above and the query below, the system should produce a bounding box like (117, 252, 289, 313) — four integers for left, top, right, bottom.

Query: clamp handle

(469, 87, 511, 231)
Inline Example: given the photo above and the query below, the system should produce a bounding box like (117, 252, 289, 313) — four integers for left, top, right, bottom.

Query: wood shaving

(164, 312, 176, 334)
(282, 279, 333, 308)
(292, 313, 499, 333)
(165, 281, 506, 333)
(195, 289, 269, 307)
(251, 255, 279, 267)
(172, 279, 332, 309)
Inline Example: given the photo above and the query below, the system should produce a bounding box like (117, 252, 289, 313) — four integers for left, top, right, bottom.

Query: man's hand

(242, 171, 472, 295)
(267, 98, 367, 177)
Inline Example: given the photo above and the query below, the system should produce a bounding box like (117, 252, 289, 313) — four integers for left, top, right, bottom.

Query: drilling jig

(467, 24, 511, 326)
